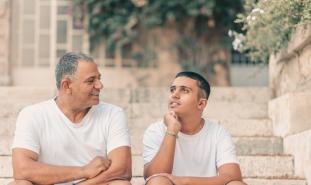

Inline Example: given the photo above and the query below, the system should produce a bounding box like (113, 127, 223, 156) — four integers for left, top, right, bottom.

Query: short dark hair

(175, 71, 211, 99)
(55, 52, 94, 89)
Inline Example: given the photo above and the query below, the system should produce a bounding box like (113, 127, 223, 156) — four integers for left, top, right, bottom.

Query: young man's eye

(170, 88, 175, 93)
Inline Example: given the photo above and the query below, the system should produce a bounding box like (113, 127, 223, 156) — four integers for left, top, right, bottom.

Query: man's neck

(179, 115, 204, 135)
(55, 96, 90, 123)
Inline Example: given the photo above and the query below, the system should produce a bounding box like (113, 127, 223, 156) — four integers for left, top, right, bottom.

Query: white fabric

(143, 119, 238, 177)
(12, 99, 130, 185)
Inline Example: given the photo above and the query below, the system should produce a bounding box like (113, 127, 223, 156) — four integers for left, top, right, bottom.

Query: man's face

(69, 61, 103, 108)
(168, 76, 204, 116)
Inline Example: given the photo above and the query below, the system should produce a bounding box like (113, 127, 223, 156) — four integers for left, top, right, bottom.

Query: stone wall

(268, 24, 311, 184)
(0, 0, 10, 85)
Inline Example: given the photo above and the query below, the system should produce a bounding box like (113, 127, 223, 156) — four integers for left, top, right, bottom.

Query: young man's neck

(179, 114, 204, 135)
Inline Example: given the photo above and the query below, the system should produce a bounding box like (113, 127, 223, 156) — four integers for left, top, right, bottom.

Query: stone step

(244, 178, 307, 185)
(0, 178, 12, 185)
(132, 155, 295, 178)
(0, 86, 56, 101)
(127, 101, 267, 120)
(103, 87, 271, 104)
(0, 100, 268, 121)
(0, 87, 270, 104)
(130, 177, 307, 185)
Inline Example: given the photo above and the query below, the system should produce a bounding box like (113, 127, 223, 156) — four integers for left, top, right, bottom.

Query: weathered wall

(268, 24, 311, 184)
(0, 0, 10, 85)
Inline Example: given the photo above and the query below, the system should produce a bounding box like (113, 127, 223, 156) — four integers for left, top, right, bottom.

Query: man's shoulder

(20, 99, 54, 114)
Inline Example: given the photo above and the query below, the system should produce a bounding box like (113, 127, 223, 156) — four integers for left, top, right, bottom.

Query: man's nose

(95, 79, 103, 89)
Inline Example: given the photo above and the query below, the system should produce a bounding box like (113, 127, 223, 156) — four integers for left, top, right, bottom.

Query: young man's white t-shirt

(143, 119, 238, 177)
(12, 99, 131, 185)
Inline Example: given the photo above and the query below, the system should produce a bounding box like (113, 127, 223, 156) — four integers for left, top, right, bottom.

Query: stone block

(284, 129, 311, 185)
(269, 92, 311, 137)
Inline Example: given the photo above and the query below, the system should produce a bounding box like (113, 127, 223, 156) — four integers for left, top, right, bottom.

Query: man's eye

(182, 89, 189, 93)
(170, 88, 175, 93)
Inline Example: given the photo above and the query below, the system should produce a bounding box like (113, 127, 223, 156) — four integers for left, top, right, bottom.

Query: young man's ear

(198, 98, 207, 110)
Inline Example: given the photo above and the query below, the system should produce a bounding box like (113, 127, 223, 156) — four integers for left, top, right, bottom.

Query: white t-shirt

(143, 119, 238, 177)
(12, 99, 130, 185)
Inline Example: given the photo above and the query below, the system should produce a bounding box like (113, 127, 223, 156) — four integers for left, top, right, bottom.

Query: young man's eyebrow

(170, 85, 192, 91)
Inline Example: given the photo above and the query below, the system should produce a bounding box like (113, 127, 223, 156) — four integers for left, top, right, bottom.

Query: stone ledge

(269, 92, 311, 137)
(284, 129, 311, 185)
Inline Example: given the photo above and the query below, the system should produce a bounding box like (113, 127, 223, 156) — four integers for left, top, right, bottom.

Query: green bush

(232, 0, 311, 63)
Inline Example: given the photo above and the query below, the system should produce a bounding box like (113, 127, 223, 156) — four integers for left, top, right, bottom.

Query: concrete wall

(268, 24, 311, 184)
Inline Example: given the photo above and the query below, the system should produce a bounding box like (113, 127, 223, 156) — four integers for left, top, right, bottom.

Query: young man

(9, 52, 132, 185)
(143, 71, 246, 185)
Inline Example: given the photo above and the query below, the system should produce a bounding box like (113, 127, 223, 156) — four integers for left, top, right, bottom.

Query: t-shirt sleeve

(216, 126, 238, 168)
(107, 109, 131, 154)
(143, 123, 164, 165)
(12, 106, 41, 154)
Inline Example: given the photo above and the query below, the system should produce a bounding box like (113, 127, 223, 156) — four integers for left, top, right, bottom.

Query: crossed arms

(12, 146, 131, 185)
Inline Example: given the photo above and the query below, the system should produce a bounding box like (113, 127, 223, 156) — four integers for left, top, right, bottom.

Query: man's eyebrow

(84, 74, 101, 82)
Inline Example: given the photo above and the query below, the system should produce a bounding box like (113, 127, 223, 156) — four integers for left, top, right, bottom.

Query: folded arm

(78, 146, 132, 185)
(12, 148, 110, 185)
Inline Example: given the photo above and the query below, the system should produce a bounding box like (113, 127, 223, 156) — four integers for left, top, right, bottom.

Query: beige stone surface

(269, 24, 311, 97)
(284, 129, 311, 184)
(269, 92, 311, 137)
(244, 178, 307, 185)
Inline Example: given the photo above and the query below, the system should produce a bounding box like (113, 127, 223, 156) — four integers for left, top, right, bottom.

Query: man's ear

(198, 98, 207, 110)
(60, 77, 72, 94)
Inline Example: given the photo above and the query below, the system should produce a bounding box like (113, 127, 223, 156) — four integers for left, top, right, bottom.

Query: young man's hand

(164, 111, 181, 135)
(82, 156, 111, 179)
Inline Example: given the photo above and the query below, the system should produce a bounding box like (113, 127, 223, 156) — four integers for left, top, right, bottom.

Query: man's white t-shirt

(12, 99, 130, 184)
(143, 119, 238, 177)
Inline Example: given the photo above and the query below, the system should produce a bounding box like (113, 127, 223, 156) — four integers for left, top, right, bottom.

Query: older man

(9, 52, 132, 185)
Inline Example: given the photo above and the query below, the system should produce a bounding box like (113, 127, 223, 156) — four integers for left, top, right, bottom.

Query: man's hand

(82, 156, 111, 179)
(164, 111, 181, 135)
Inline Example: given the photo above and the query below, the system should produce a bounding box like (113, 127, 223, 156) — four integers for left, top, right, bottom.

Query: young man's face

(168, 76, 205, 116)
(69, 61, 103, 108)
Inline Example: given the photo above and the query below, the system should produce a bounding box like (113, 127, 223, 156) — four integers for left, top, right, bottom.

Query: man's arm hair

(12, 148, 93, 184)
(78, 146, 132, 185)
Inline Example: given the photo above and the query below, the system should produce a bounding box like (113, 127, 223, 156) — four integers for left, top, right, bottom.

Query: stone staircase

(0, 87, 307, 185)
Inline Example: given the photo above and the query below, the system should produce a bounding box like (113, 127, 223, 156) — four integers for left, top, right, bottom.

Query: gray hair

(55, 52, 94, 89)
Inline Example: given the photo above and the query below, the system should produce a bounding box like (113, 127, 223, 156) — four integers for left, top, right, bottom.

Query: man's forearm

(144, 134, 177, 178)
(78, 162, 131, 185)
(14, 160, 86, 185)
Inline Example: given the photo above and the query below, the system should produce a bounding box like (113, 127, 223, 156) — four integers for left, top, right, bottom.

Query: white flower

(228, 30, 233, 37)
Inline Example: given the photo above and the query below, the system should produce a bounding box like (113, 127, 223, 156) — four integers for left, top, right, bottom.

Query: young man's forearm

(144, 134, 177, 178)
